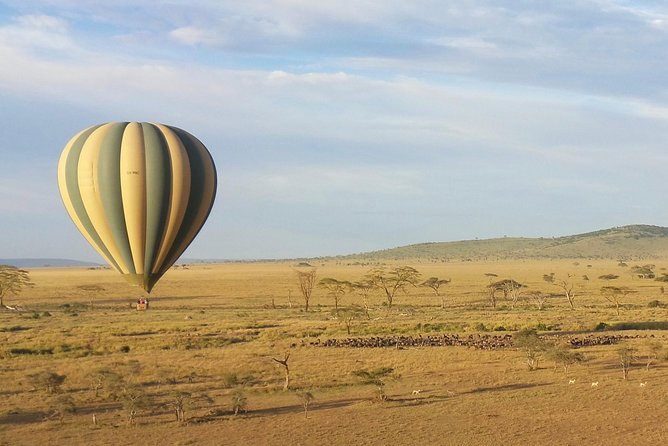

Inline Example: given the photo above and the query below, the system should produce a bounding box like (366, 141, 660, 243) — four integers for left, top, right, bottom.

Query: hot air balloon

(57, 122, 217, 293)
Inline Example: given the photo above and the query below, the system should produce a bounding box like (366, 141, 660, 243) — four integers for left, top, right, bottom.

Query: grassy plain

(1, 259, 667, 446)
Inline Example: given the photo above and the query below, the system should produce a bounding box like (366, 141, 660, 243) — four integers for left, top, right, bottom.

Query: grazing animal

(640, 382, 647, 388)
(411, 389, 422, 395)
(568, 379, 576, 385)
(591, 382, 599, 388)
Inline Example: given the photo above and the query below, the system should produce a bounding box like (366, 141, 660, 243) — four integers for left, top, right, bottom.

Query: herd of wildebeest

(313, 333, 647, 349)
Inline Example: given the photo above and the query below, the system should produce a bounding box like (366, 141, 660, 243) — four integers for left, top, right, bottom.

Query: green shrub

(222, 372, 239, 388)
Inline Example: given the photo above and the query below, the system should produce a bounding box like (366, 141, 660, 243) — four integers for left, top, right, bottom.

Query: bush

(474, 323, 489, 332)
(594, 322, 610, 331)
(222, 372, 239, 388)
(648, 300, 664, 308)
(119, 345, 131, 353)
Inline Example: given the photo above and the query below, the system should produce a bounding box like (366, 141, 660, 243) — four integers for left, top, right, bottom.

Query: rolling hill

(339, 225, 668, 262)
(0, 258, 102, 268)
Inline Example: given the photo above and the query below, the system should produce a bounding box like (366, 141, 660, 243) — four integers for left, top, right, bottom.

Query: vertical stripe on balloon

(120, 123, 147, 275)
(142, 123, 172, 278)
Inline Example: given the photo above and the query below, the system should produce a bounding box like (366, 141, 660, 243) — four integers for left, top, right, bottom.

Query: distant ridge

(6, 225, 668, 266)
(0, 258, 102, 268)
(339, 225, 668, 261)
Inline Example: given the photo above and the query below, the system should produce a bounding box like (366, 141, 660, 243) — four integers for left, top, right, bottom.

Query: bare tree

(0, 265, 34, 308)
(421, 277, 451, 309)
(318, 278, 351, 313)
(365, 266, 421, 308)
(272, 353, 291, 391)
(295, 268, 317, 311)
(543, 273, 576, 310)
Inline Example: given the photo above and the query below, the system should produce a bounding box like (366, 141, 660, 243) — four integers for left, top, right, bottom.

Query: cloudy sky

(1, 1, 668, 261)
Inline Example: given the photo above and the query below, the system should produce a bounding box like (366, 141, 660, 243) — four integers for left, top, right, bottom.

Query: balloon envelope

(57, 122, 217, 292)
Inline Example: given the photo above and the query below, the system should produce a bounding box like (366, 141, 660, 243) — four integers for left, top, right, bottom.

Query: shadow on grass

(462, 382, 550, 395)
(0, 410, 47, 425)
(191, 396, 370, 423)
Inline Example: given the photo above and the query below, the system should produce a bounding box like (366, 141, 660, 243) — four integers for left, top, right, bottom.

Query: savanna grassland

(1, 258, 667, 446)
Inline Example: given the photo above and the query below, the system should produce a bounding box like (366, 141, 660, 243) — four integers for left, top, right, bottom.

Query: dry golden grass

(1, 259, 667, 445)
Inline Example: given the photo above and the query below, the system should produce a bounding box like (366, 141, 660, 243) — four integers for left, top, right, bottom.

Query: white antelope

(568, 379, 576, 385)
(640, 382, 647, 388)
(591, 382, 599, 388)
(411, 389, 422, 395)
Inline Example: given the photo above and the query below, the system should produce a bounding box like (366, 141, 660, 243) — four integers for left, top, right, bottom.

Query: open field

(1, 259, 667, 445)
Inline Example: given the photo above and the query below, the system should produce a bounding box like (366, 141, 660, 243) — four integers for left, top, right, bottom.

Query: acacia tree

(48, 395, 76, 424)
(167, 390, 191, 423)
(527, 290, 547, 310)
(351, 279, 375, 319)
(77, 284, 104, 310)
(122, 383, 149, 426)
(487, 279, 524, 308)
(318, 278, 351, 313)
(642, 340, 664, 370)
(543, 273, 576, 310)
(547, 345, 586, 375)
(231, 388, 248, 415)
(514, 328, 548, 371)
(617, 345, 637, 380)
(27, 371, 66, 394)
(631, 264, 655, 279)
(338, 306, 366, 335)
(0, 265, 34, 307)
(295, 268, 317, 311)
(296, 391, 315, 418)
(352, 366, 395, 401)
(600, 286, 636, 315)
(421, 277, 451, 309)
(365, 266, 421, 308)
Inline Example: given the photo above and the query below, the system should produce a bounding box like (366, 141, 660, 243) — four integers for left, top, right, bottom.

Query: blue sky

(1, 0, 668, 261)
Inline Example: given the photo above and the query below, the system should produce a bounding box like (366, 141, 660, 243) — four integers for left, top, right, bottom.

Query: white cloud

(231, 165, 422, 206)
(0, 14, 73, 51)
(170, 26, 212, 46)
